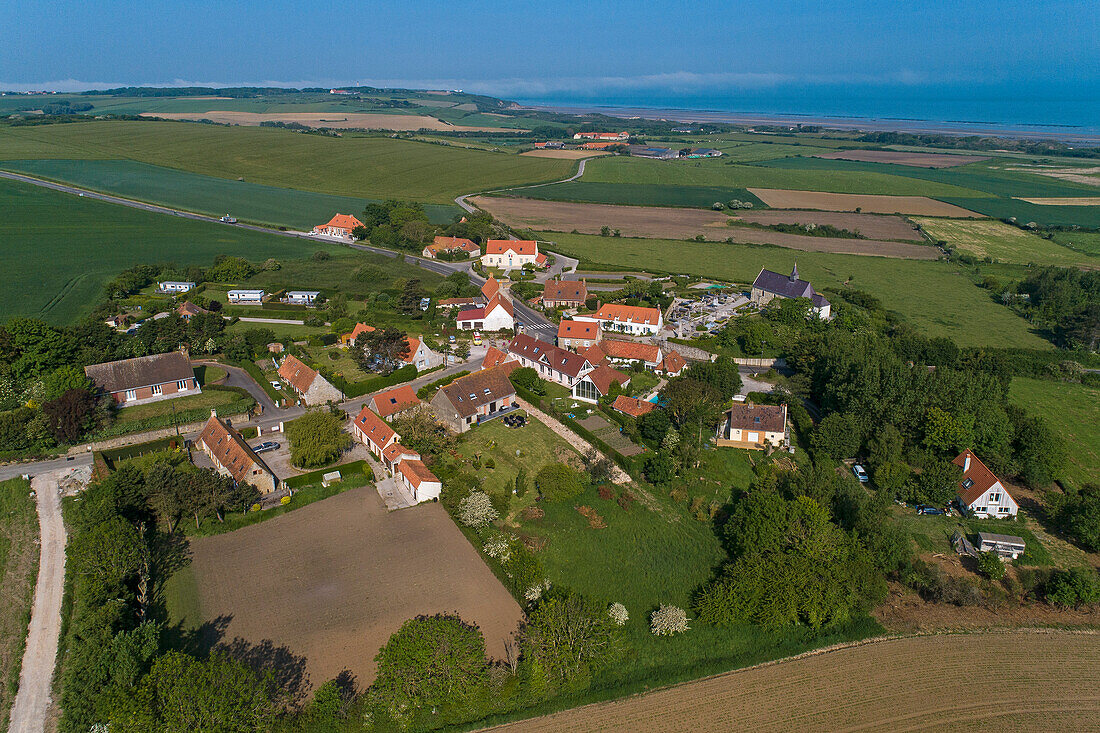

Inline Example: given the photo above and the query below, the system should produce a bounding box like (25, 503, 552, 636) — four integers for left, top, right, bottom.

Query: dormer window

(961, 478, 974, 489)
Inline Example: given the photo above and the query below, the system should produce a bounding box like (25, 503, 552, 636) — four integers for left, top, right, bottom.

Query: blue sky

(2, 0, 1096, 98)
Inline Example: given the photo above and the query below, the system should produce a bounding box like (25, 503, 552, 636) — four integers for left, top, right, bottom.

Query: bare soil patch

(520, 149, 610, 160)
(733, 209, 924, 241)
(816, 149, 989, 167)
(474, 196, 940, 259)
(748, 188, 984, 217)
(140, 111, 516, 132)
(486, 631, 1100, 732)
(1007, 166, 1100, 187)
(1017, 196, 1100, 206)
(184, 487, 523, 688)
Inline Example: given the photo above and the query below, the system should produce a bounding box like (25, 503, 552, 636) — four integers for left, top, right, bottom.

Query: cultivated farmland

(748, 188, 983, 216)
(911, 217, 1095, 266)
(815, 149, 990, 167)
(171, 486, 524, 687)
(140, 111, 513, 132)
(474, 196, 938, 258)
(488, 631, 1100, 732)
(537, 232, 1051, 348)
(1018, 197, 1100, 205)
(732, 210, 925, 241)
(0, 120, 573, 203)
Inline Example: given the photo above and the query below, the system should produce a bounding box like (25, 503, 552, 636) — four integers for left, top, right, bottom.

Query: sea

(516, 81, 1100, 143)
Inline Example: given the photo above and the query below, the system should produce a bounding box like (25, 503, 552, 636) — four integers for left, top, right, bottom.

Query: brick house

(557, 319, 602, 350)
(542, 279, 588, 309)
(311, 213, 364, 239)
(197, 412, 277, 494)
(277, 354, 344, 405)
(84, 351, 199, 406)
(430, 366, 517, 433)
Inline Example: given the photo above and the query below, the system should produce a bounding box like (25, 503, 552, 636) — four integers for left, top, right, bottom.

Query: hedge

(99, 436, 184, 466)
(417, 370, 469, 400)
(284, 459, 370, 489)
(323, 364, 418, 399)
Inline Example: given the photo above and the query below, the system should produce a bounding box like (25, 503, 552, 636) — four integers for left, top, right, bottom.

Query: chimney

(963, 453, 971, 473)
(210, 409, 218, 419)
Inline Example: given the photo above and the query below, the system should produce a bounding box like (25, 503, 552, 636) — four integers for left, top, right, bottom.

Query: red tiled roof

(543, 279, 587, 303)
(383, 441, 419, 463)
(277, 355, 317, 394)
(481, 276, 501, 300)
(658, 350, 687, 375)
(579, 343, 607, 366)
(488, 293, 513, 315)
(723, 403, 786, 433)
(370, 385, 420, 418)
(481, 346, 509, 369)
(199, 414, 273, 486)
(457, 306, 487, 322)
(485, 239, 538, 256)
(319, 213, 364, 231)
(508, 333, 591, 379)
(353, 406, 396, 450)
(581, 141, 621, 149)
(398, 458, 439, 488)
(953, 450, 1004, 506)
(427, 235, 479, 254)
(558, 319, 600, 342)
(535, 252, 547, 266)
(593, 303, 662, 326)
(612, 395, 656, 417)
(600, 339, 661, 363)
(402, 337, 421, 364)
(342, 322, 376, 344)
(584, 363, 630, 396)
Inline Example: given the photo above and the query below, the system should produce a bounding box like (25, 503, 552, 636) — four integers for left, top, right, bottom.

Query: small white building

(954, 450, 1019, 519)
(158, 281, 195, 293)
(977, 532, 1026, 560)
(285, 290, 321, 305)
(456, 295, 514, 332)
(227, 289, 265, 304)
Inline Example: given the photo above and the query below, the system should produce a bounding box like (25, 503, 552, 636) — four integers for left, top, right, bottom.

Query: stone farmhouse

(277, 354, 344, 405)
(197, 412, 277, 494)
(542, 279, 588, 309)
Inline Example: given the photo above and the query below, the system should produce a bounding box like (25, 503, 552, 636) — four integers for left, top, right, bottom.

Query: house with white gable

(953, 449, 1019, 519)
(481, 239, 546, 270)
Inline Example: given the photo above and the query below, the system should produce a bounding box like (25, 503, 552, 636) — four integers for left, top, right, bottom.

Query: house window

(998, 507, 1011, 513)
(989, 493, 1000, 502)
(975, 506, 987, 513)
(177, 380, 189, 391)
(151, 384, 163, 396)
(574, 379, 600, 402)
(961, 478, 974, 489)
(124, 389, 136, 401)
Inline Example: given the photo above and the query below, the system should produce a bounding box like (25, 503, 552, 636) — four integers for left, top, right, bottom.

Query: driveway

(195, 360, 281, 416)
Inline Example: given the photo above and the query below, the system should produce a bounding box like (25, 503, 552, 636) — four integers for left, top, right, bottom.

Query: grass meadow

(1009, 377, 1100, 489)
(0, 177, 335, 324)
(911, 217, 1095, 266)
(1052, 231, 1100, 256)
(0, 120, 573, 203)
(538, 231, 1050, 348)
(0, 477, 38, 730)
(0, 159, 459, 228)
(503, 182, 768, 209)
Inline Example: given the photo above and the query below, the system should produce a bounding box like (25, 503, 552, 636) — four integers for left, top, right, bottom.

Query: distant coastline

(519, 101, 1100, 145)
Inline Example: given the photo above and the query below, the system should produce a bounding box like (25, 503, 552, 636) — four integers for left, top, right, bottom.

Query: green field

(0, 477, 37, 731)
(537, 231, 1051, 349)
(578, 155, 990, 198)
(0, 177, 336, 324)
(912, 217, 1096, 266)
(1052, 231, 1100, 256)
(1009, 377, 1100, 488)
(0, 159, 459, 228)
(502, 182, 768, 209)
(0, 120, 573, 203)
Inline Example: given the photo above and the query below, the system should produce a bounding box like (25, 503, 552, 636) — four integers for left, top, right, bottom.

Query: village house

(481, 239, 546, 270)
(176, 301, 210, 320)
(589, 338, 663, 369)
(573, 131, 629, 140)
(368, 384, 421, 420)
(571, 363, 630, 404)
(396, 458, 443, 503)
(430, 366, 517, 433)
(716, 402, 788, 450)
(578, 303, 664, 336)
(157, 280, 195, 293)
(423, 235, 480, 259)
(656, 349, 688, 377)
(507, 333, 593, 387)
(85, 351, 199, 406)
(480, 346, 514, 371)
(557, 319, 602, 350)
(340, 324, 441, 370)
(355, 406, 443, 502)
(953, 449, 1019, 519)
(353, 405, 398, 459)
(750, 265, 832, 319)
(277, 354, 344, 405)
(284, 290, 321, 305)
(227, 289, 265, 304)
(612, 394, 656, 418)
(340, 322, 375, 346)
(457, 294, 514, 331)
(197, 412, 277, 494)
(542, 279, 588, 309)
(311, 213, 364, 239)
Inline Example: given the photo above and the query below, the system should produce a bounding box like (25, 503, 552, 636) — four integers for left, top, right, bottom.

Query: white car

(852, 464, 869, 483)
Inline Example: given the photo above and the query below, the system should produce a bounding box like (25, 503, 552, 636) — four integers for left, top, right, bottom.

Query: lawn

(911, 217, 1095, 266)
(0, 159, 460, 229)
(0, 477, 38, 731)
(1009, 377, 1100, 489)
(1052, 231, 1100, 257)
(0, 120, 574, 203)
(0, 177, 336, 324)
(239, 250, 442, 299)
(226, 320, 323, 341)
(111, 388, 252, 428)
(537, 231, 1051, 349)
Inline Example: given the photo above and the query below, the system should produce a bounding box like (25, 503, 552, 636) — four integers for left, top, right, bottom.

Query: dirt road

(8, 473, 67, 733)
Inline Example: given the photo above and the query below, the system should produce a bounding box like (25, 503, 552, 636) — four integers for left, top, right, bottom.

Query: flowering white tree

(607, 602, 629, 626)
(458, 491, 498, 528)
(525, 579, 551, 603)
(483, 533, 512, 562)
(650, 604, 689, 636)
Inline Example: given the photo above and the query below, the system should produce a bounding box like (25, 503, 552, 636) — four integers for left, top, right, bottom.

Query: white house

(715, 403, 788, 450)
(285, 290, 320, 305)
(481, 239, 546, 270)
(157, 281, 195, 293)
(578, 303, 664, 336)
(311, 213, 364, 239)
(456, 294, 514, 331)
(353, 407, 441, 503)
(227, 289, 265, 304)
(402, 336, 442, 370)
(954, 449, 1019, 519)
(506, 333, 593, 387)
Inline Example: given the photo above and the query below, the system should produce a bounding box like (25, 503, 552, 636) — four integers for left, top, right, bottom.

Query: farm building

(506, 333, 594, 388)
(977, 532, 1027, 560)
(355, 408, 441, 503)
(197, 412, 277, 494)
(285, 290, 321, 305)
(277, 354, 344, 406)
(571, 363, 630, 404)
(457, 294, 514, 332)
(157, 280, 195, 293)
(542, 279, 588, 309)
(750, 265, 831, 320)
(612, 395, 656, 418)
(430, 366, 517, 433)
(368, 385, 420, 420)
(685, 148, 722, 158)
(580, 141, 623, 150)
(423, 235, 480, 259)
(716, 402, 788, 450)
(352, 405, 398, 459)
(578, 303, 664, 336)
(573, 131, 629, 140)
(396, 458, 442, 503)
(481, 239, 546, 270)
(84, 351, 199, 406)
(311, 213, 364, 239)
(227, 289, 265, 304)
(953, 449, 1019, 519)
(557, 319, 602, 350)
(627, 146, 679, 160)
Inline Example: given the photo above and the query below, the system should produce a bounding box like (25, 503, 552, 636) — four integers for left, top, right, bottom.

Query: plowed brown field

(185, 487, 523, 688)
(733, 210, 924, 240)
(486, 631, 1100, 732)
(748, 188, 983, 217)
(472, 196, 939, 258)
(815, 150, 990, 168)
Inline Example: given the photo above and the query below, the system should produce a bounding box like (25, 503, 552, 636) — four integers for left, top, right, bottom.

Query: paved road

(0, 454, 91, 482)
(194, 361, 280, 416)
(9, 472, 68, 733)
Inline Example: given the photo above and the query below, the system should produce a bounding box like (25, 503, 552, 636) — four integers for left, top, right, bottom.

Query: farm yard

(167, 486, 524, 687)
(814, 149, 990, 167)
(488, 631, 1100, 732)
(747, 188, 982, 216)
(472, 196, 939, 258)
(0, 477, 38, 731)
(911, 217, 1095, 266)
(538, 231, 1052, 348)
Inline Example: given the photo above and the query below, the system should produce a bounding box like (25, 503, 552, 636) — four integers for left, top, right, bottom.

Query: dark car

(253, 441, 280, 453)
(917, 505, 945, 515)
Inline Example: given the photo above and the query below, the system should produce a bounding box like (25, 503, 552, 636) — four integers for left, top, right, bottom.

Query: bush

(536, 463, 584, 501)
(1045, 567, 1100, 608)
(284, 409, 352, 468)
(650, 604, 689, 636)
(458, 491, 498, 528)
(510, 367, 546, 396)
(977, 551, 1006, 580)
(607, 602, 629, 626)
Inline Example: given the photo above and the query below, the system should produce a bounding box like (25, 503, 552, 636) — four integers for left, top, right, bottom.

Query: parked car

(852, 464, 869, 483)
(253, 441, 280, 453)
(220, 214, 237, 224)
(270, 380, 281, 389)
(917, 505, 946, 515)
(419, 297, 431, 312)
(473, 332, 482, 346)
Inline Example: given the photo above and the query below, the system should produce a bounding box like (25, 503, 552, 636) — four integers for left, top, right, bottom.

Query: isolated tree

(354, 328, 410, 374)
(42, 387, 97, 444)
(398, 279, 424, 314)
(285, 409, 352, 468)
(521, 591, 622, 686)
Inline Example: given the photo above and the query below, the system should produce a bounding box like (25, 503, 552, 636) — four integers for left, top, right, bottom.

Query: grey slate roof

(753, 266, 831, 308)
(84, 351, 194, 393)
